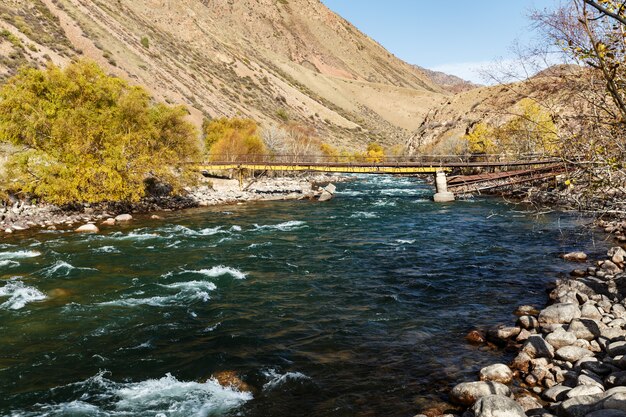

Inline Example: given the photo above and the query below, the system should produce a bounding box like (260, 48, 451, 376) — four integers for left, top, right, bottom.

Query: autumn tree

(0, 60, 200, 204)
(204, 118, 267, 162)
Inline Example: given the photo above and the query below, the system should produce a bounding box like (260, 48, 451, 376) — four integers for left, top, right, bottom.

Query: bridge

(198, 154, 565, 202)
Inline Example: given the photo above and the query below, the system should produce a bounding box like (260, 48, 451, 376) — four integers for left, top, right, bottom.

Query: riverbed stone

(556, 346, 594, 362)
(546, 329, 578, 349)
(564, 252, 588, 262)
(496, 326, 521, 340)
(75, 223, 99, 233)
(604, 392, 626, 411)
(558, 393, 604, 417)
(519, 315, 539, 329)
(511, 352, 532, 373)
(568, 319, 602, 341)
(450, 381, 511, 406)
(479, 364, 513, 384)
(472, 395, 525, 417)
(544, 384, 571, 402)
(585, 410, 626, 417)
(539, 303, 581, 326)
(115, 214, 133, 222)
(567, 385, 604, 399)
(101, 218, 115, 226)
(581, 303, 603, 320)
(523, 335, 555, 359)
(607, 341, 626, 356)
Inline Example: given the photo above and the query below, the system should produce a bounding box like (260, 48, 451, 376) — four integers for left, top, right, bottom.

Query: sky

(320, 0, 559, 84)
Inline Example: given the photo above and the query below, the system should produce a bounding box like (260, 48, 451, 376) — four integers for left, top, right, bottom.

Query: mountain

(415, 66, 481, 93)
(0, 0, 451, 148)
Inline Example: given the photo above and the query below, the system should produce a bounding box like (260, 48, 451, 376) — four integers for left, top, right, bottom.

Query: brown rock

(466, 330, 486, 344)
(212, 370, 252, 393)
(563, 252, 588, 262)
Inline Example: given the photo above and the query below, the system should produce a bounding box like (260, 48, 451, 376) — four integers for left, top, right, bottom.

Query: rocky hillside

(416, 66, 481, 93)
(0, 0, 452, 149)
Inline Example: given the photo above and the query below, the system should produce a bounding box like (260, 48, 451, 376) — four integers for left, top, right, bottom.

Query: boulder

(556, 346, 594, 363)
(539, 303, 581, 326)
(566, 385, 603, 398)
(496, 326, 521, 340)
(563, 252, 588, 262)
(519, 315, 540, 329)
(581, 303, 603, 320)
(115, 214, 133, 222)
(466, 330, 486, 344)
(523, 335, 555, 359)
(511, 352, 532, 373)
(568, 319, 602, 341)
(546, 329, 578, 349)
(543, 385, 571, 402)
(75, 223, 99, 233)
(479, 364, 513, 384)
(515, 395, 544, 413)
(101, 218, 115, 226)
(150, 214, 163, 220)
(211, 370, 253, 393)
(609, 247, 626, 264)
(558, 393, 604, 417)
(603, 392, 626, 412)
(450, 381, 511, 406)
(472, 395, 525, 417)
(607, 341, 626, 357)
(601, 260, 622, 275)
(318, 190, 333, 202)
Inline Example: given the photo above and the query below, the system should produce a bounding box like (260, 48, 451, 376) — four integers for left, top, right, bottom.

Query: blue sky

(320, 0, 558, 84)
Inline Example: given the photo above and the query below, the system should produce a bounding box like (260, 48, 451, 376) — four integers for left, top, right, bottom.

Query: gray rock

(601, 327, 625, 341)
(563, 252, 588, 262)
(472, 395, 525, 417)
(556, 346, 594, 362)
(450, 381, 511, 406)
(585, 410, 626, 417)
(496, 326, 521, 340)
(519, 315, 540, 329)
(603, 392, 626, 411)
(569, 319, 602, 341)
(558, 393, 604, 417)
(115, 213, 133, 222)
(517, 328, 532, 342)
(516, 395, 544, 414)
(608, 341, 626, 356)
(602, 260, 622, 274)
(523, 335, 555, 359)
(577, 373, 604, 389)
(581, 303, 603, 320)
(539, 304, 582, 326)
(479, 364, 513, 384)
(318, 190, 333, 202)
(605, 371, 626, 387)
(511, 352, 532, 373)
(612, 304, 626, 319)
(75, 223, 99, 233)
(547, 330, 578, 349)
(566, 385, 604, 398)
(543, 385, 571, 402)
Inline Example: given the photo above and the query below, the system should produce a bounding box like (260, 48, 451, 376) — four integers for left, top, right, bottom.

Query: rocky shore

(422, 228, 626, 417)
(0, 174, 343, 235)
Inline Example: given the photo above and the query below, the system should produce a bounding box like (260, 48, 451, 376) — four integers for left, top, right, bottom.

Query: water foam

(39, 260, 96, 278)
(186, 266, 247, 280)
(13, 372, 252, 417)
(0, 280, 46, 310)
(350, 211, 378, 219)
(253, 220, 306, 232)
(0, 250, 40, 260)
(262, 369, 311, 391)
(0, 259, 20, 268)
(92, 246, 120, 254)
(101, 281, 217, 308)
(396, 239, 416, 245)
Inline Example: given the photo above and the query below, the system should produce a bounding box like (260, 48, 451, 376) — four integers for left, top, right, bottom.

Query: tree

(497, 98, 558, 155)
(465, 122, 496, 155)
(0, 60, 200, 204)
(204, 118, 267, 162)
(365, 142, 384, 163)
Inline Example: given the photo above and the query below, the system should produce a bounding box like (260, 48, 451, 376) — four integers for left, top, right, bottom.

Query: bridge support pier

(433, 170, 455, 203)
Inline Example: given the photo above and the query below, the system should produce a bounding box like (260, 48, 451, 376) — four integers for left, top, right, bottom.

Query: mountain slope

(0, 0, 450, 148)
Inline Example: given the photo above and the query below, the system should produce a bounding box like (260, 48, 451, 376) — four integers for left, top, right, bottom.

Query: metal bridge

(198, 154, 566, 201)
(198, 154, 562, 175)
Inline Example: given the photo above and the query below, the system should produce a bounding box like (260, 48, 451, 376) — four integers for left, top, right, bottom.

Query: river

(0, 176, 609, 417)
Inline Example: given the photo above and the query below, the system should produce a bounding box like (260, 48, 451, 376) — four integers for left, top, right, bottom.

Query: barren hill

(0, 0, 451, 149)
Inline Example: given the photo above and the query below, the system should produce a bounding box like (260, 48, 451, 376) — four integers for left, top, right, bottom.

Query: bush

(365, 142, 384, 163)
(141, 36, 149, 49)
(0, 60, 200, 204)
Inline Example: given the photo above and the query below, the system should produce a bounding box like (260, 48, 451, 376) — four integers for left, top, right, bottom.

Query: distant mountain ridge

(415, 66, 482, 93)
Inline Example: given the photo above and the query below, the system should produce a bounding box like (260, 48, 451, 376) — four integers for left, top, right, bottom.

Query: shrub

(365, 142, 385, 163)
(140, 36, 149, 49)
(0, 60, 200, 204)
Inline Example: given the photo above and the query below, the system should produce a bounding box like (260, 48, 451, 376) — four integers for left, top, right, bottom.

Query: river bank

(0, 174, 343, 235)
(426, 223, 626, 417)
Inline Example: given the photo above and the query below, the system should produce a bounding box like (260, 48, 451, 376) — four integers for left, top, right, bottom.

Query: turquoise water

(0, 176, 607, 417)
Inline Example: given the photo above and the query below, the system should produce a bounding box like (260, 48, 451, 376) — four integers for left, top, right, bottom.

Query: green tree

(0, 60, 200, 204)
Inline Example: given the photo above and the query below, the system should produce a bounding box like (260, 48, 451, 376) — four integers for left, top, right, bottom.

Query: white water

(0, 280, 46, 310)
(262, 370, 311, 391)
(184, 266, 247, 280)
(0, 250, 40, 260)
(253, 220, 306, 232)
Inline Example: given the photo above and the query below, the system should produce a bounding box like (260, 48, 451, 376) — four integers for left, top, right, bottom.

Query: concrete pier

(433, 170, 455, 202)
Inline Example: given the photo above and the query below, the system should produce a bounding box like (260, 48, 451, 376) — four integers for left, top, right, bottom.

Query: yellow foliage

(465, 123, 496, 154)
(319, 142, 340, 162)
(205, 118, 267, 161)
(365, 142, 384, 163)
(0, 60, 200, 204)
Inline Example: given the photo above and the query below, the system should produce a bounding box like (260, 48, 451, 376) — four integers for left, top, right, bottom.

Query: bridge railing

(197, 153, 560, 166)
